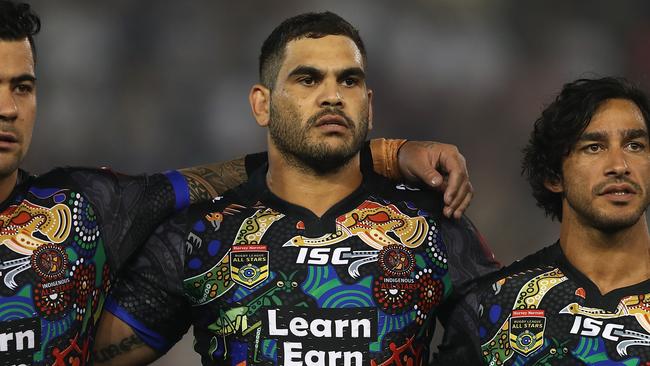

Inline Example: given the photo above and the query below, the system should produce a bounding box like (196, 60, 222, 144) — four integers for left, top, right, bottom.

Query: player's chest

(0, 189, 110, 365)
(183, 205, 450, 311)
(481, 271, 650, 365)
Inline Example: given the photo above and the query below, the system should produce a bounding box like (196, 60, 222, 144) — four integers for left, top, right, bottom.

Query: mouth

(0, 132, 18, 147)
(314, 114, 349, 129)
(598, 183, 638, 201)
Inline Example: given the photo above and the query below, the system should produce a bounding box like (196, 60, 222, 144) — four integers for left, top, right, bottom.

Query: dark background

(24, 1, 650, 363)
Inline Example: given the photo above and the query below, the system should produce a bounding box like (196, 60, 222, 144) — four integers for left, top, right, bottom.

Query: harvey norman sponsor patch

(230, 245, 269, 289)
(263, 307, 378, 366)
(509, 309, 546, 356)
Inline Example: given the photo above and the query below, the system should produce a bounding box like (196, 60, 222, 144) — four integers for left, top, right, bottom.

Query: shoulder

(364, 173, 445, 216)
(31, 166, 161, 192)
(473, 243, 561, 296)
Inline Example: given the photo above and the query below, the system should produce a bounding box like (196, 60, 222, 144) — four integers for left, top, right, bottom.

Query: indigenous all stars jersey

(439, 243, 650, 366)
(108, 168, 498, 366)
(0, 168, 188, 366)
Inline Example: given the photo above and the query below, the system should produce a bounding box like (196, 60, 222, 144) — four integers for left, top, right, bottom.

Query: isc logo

(295, 247, 352, 265)
(569, 315, 624, 341)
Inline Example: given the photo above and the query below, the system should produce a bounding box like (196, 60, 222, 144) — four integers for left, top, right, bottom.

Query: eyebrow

(579, 128, 649, 142)
(10, 74, 37, 84)
(338, 67, 366, 81)
(578, 131, 607, 142)
(622, 128, 648, 141)
(287, 65, 366, 81)
(288, 66, 323, 80)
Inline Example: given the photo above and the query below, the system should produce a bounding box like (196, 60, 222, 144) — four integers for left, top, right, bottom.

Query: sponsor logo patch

(509, 309, 545, 356)
(230, 245, 269, 289)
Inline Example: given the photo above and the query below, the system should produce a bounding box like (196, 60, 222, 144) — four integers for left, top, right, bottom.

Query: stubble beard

(0, 150, 23, 180)
(564, 182, 649, 233)
(268, 101, 369, 176)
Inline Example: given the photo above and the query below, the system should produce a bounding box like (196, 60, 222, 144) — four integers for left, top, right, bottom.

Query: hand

(398, 141, 473, 219)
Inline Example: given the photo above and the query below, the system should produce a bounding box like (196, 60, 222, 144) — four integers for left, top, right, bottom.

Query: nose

(318, 80, 343, 109)
(0, 88, 18, 122)
(604, 149, 630, 177)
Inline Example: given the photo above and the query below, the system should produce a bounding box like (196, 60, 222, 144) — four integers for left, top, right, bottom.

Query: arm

(371, 139, 473, 219)
(178, 156, 247, 203)
(179, 139, 473, 218)
(93, 312, 158, 366)
(434, 287, 485, 365)
(431, 216, 499, 364)
(94, 215, 192, 365)
(439, 215, 500, 289)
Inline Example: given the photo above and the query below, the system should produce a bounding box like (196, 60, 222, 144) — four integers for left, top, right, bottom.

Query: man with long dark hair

(439, 77, 650, 365)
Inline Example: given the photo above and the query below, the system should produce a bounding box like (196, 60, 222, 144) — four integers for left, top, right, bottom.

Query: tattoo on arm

(93, 335, 144, 363)
(179, 157, 247, 203)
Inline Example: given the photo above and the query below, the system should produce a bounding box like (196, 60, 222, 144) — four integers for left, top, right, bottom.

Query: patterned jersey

(438, 242, 650, 365)
(0, 167, 188, 366)
(107, 166, 498, 366)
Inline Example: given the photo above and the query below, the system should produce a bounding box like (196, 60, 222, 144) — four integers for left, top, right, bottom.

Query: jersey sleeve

(104, 211, 191, 354)
(439, 215, 500, 291)
(434, 285, 485, 365)
(69, 168, 189, 271)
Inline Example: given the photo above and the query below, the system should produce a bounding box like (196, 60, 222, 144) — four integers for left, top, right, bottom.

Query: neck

(559, 212, 650, 295)
(0, 169, 17, 204)
(266, 143, 362, 218)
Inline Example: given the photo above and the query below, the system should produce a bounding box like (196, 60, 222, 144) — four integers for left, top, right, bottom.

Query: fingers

(447, 182, 473, 219)
(440, 150, 468, 205)
(397, 140, 474, 218)
(424, 169, 445, 189)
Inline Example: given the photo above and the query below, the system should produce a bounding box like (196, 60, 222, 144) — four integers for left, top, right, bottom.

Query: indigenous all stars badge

(509, 309, 546, 356)
(230, 245, 269, 289)
(378, 244, 415, 277)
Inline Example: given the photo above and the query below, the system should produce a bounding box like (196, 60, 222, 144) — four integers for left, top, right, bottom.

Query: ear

(367, 89, 373, 131)
(249, 84, 271, 127)
(544, 175, 564, 193)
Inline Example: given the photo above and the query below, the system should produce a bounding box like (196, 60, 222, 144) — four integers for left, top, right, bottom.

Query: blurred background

(24, 0, 650, 364)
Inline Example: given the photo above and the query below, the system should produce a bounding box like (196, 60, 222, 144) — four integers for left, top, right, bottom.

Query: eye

(14, 84, 34, 95)
(583, 144, 603, 153)
(276, 281, 284, 288)
(341, 78, 358, 87)
(298, 77, 316, 86)
(626, 141, 645, 152)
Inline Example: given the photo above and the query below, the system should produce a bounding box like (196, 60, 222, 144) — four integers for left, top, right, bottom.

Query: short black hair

(522, 77, 650, 221)
(0, 0, 41, 62)
(259, 11, 366, 89)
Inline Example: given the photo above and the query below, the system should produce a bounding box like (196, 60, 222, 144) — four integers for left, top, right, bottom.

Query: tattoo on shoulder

(179, 158, 247, 203)
(93, 334, 144, 363)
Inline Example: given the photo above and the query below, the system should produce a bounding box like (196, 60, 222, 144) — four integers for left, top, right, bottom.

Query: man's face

(268, 35, 372, 174)
(554, 98, 650, 232)
(0, 39, 36, 178)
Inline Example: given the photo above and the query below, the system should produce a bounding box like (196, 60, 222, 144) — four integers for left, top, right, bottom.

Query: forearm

(93, 311, 160, 366)
(178, 156, 247, 203)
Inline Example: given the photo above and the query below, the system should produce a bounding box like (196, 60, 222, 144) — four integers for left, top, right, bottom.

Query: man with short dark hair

(0, 2, 476, 365)
(100, 11, 498, 366)
(438, 77, 650, 365)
